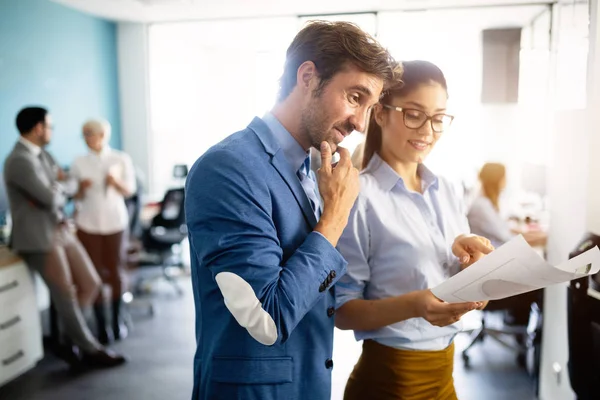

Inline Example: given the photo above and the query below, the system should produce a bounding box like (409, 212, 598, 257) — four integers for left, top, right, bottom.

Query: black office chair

(567, 233, 600, 400)
(461, 290, 542, 368)
(136, 187, 187, 296)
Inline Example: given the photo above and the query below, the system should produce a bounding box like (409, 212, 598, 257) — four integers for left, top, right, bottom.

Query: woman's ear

(372, 103, 386, 127)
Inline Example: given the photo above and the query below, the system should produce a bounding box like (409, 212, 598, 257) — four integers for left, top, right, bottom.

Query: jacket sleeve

(5, 155, 65, 210)
(185, 149, 347, 346)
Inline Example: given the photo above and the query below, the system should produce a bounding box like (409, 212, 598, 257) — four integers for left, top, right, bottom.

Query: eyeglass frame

(381, 104, 454, 133)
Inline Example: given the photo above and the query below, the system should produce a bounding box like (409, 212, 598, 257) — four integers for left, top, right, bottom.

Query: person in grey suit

(3, 106, 126, 368)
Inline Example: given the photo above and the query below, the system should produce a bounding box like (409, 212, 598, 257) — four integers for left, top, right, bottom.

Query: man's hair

(16, 106, 48, 135)
(277, 20, 398, 101)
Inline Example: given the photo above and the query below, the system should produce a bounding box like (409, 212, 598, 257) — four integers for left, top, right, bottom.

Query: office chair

(461, 290, 542, 368)
(567, 233, 600, 400)
(136, 187, 187, 296)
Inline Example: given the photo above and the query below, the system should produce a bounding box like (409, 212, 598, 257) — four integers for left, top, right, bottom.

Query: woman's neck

(379, 150, 421, 193)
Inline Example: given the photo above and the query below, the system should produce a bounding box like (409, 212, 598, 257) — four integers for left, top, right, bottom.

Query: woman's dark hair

(278, 20, 399, 102)
(361, 60, 448, 169)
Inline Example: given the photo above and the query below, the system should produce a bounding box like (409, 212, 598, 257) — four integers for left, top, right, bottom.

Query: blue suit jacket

(185, 117, 348, 400)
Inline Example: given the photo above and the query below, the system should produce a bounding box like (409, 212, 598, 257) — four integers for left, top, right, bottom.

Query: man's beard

(300, 99, 330, 150)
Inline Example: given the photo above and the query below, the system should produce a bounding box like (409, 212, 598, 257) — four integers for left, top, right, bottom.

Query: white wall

(539, 109, 589, 400)
(117, 22, 154, 196)
(587, 0, 600, 236)
(539, 1, 600, 399)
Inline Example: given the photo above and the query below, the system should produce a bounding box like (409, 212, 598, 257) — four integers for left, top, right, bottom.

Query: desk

(0, 247, 43, 387)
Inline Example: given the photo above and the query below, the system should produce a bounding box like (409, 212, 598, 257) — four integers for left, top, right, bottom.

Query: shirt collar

(364, 153, 439, 193)
(90, 146, 111, 157)
(18, 137, 42, 157)
(262, 112, 308, 173)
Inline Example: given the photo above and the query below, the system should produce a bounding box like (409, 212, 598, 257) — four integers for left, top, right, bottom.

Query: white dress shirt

(336, 154, 471, 351)
(70, 147, 136, 235)
(18, 137, 42, 157)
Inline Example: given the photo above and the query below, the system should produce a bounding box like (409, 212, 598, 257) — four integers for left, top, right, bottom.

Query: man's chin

(313, 140, 338, 154)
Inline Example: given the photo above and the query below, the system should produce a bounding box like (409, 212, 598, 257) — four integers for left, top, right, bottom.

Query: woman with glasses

(335, 60, 493, 400)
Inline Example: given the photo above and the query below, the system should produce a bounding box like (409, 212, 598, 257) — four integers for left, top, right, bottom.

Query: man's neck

(271, 99, 311, 152)
(20, 135, 42, 148)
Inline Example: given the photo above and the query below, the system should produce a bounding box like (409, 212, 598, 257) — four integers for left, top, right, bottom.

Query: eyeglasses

(382, 105, 454, 134)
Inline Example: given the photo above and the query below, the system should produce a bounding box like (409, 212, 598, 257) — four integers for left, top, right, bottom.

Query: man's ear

(296, 61, 319, 94)
(33, 122, 45, 137)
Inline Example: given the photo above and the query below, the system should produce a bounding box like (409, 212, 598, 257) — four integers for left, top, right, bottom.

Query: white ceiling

(51, 0, 552, 25)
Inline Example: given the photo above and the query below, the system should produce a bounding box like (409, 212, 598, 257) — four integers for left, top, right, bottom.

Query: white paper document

(431, 235, 600, 303)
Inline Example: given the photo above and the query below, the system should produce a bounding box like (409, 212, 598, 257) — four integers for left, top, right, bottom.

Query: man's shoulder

(193, 128, 266, 171)
(4, 144, 31, 168)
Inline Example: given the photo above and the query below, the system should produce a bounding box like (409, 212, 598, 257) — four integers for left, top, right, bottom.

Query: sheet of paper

(431, 235, 600, 303)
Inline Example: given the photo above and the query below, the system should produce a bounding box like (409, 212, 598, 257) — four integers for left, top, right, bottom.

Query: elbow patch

(215, 272, 278, 346)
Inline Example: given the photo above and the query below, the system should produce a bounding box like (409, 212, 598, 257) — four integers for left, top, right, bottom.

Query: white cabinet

(0, 247, 43, 388)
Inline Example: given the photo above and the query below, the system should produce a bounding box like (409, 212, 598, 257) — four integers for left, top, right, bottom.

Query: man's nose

(350, 109, 368, 133)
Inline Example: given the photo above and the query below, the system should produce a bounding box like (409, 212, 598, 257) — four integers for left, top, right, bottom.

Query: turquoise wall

(0, 0, 121, 169)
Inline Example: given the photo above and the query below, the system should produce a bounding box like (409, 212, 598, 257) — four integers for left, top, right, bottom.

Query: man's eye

(350, 94, 360, 104)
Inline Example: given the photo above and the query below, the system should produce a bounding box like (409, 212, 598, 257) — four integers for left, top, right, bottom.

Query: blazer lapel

(271, 153, 318, 228)
(248, 118, 318, 228)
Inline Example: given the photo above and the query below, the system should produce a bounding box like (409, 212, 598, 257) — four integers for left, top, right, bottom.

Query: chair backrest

(152, 188, 186, 229)
(567, 233, 600, 400)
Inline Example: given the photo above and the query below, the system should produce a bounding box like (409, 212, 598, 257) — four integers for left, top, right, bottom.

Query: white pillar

(117, 23, 154, 196)
(587, 0, 600, 235)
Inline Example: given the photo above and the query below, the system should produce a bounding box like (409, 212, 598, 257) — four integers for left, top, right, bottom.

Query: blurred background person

(467, 162, 547, 249)
(71, 119, 136, 344)
(3, 107, 126, 368)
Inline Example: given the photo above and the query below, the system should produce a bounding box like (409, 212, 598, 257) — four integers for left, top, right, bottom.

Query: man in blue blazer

(185, 21, 399, 399)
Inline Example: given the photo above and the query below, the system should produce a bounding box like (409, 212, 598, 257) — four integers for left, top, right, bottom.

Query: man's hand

(412, 290, 482, 327)
(314, 141, 360, 247)
(452, 234, 494, 269)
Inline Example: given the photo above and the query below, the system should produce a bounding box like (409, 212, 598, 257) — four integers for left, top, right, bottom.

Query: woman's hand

(75, 179, 92, 199)
(452, 234, 494, 269)
(412, 290, 482, 327)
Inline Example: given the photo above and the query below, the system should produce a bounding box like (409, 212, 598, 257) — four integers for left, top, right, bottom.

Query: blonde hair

(82, 118, 111, 144)
(479, 162, 506, 210)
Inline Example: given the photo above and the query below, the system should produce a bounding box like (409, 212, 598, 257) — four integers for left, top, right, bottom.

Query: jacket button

(325, 358, 334, 369)
(327, 307, 335, 317)
(319, 283, 326, 292)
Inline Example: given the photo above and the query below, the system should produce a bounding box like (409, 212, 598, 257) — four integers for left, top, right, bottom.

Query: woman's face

(83, 128, 104, 152)
(376, 83, 450, 165)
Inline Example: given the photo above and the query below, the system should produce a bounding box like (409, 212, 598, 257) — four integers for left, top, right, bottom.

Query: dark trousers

(76, 230, 127, 301)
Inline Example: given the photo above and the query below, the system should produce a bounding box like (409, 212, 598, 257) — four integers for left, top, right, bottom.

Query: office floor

(0, 277, 536, 400)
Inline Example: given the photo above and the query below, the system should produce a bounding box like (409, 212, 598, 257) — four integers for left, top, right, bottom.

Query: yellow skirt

(344, 340, 457, 400)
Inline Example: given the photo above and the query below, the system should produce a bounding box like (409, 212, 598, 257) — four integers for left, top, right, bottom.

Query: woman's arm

(336, 290, 480, 331)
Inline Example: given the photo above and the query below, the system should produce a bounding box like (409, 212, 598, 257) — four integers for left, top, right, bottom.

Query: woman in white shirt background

(467, 162, 547, 249)
(335, 60, 493, 400)
(71, 119, 136, 345)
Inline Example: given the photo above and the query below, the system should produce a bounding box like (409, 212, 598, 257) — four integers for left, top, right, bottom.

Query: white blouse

(467, 195, 513, 248)
(70, 148, 136, 235)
